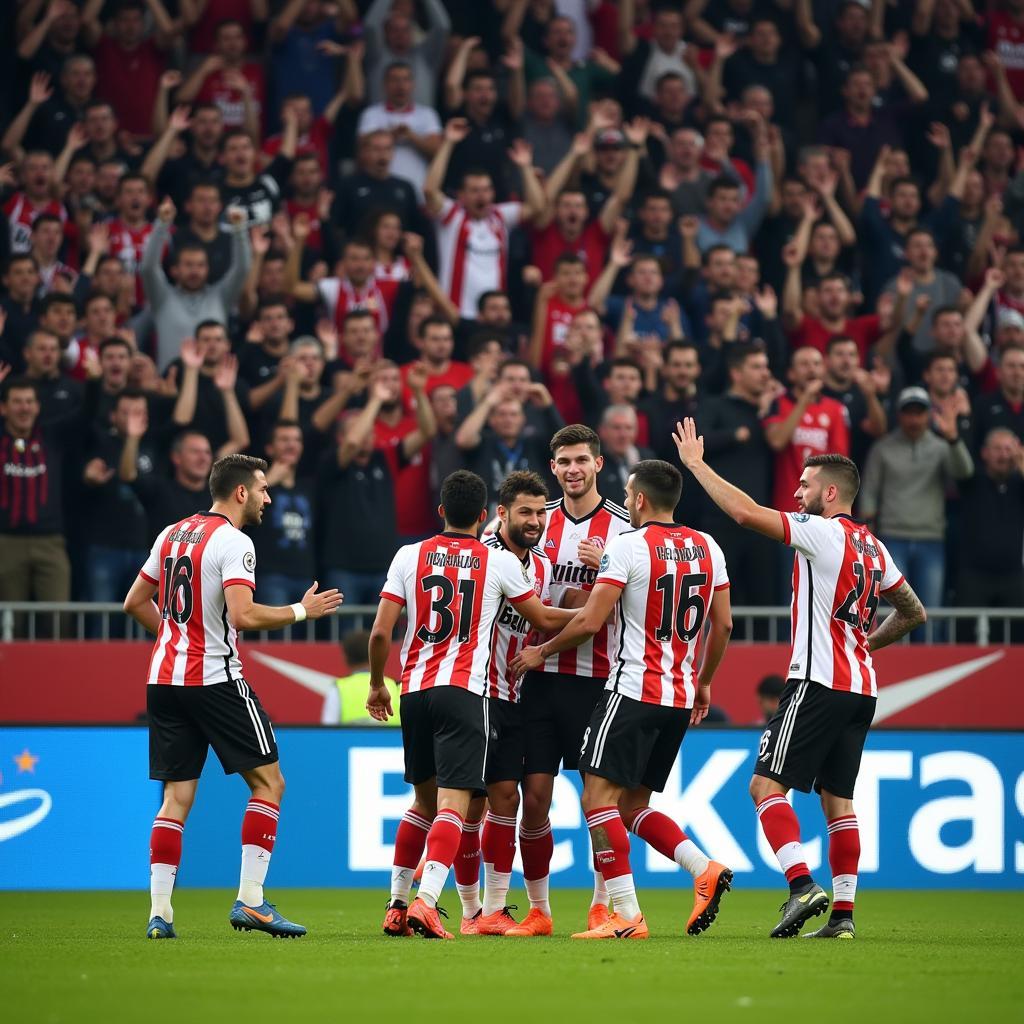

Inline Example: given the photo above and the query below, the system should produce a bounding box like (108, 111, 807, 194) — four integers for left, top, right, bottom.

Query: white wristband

(290, 602, 307, 623)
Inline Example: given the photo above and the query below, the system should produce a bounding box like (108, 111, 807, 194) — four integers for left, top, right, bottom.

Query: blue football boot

(146, 916, 177, 939)
(229, 900, 307, 938)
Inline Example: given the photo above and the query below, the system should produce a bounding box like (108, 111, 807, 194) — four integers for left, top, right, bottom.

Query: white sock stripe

(462, 822, 481, 833)
(828, 824, 860, 834)
(629, 808, 654, 834)
(152, 821, 184, 832)
(828, 818, 858, 829)
(436, 811, 464, 829)
(402, 811, 432, 830)
(245, 803, 279, 818)
(485, 813, 518, 826)
(585, 811, 621, 829)
(756, 796, 789, 817)
(518, 823, 552, 838)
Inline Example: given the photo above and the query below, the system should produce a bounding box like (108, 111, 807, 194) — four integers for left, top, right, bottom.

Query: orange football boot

(571, 911, 649, 940)
(407, 897, 454, 939)
(460, 910, 482, 935)
(587, 903, 611, 930)
(505, 908, 553, 936)
(382, 899, 412, 936)
(686, 861, 733, 936)
(476, 906, 520, 935)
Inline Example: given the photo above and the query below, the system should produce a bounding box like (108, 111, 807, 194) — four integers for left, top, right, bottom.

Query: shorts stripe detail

(481, 698, 490, 786)
(591, 693, 622, 769)
(770, 680, 807, 776)
(236, 679, 271, 755)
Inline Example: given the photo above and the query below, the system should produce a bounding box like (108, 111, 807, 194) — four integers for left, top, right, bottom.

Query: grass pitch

(2, 889, 1022, 1022)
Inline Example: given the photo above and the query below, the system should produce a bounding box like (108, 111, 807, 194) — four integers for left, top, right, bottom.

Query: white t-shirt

(356, 103, 442, 199)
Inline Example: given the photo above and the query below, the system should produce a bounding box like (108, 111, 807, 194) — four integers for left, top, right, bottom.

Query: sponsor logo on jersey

(545, 538, 557, 549)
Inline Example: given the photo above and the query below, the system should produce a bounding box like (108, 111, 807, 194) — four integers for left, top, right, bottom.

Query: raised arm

(213, 355, 250, 457)
(962, 266, 1001, 372)
(141, 103, 191, 187)
(399, 362, 438, 459)
(1, 72, 52, 159)
(587, 234, 632, 315)
(887, 43, 928, 104)
(674, 418, 786, 539)
(338, 384, 385, 468)
(794, 0, 822, 49)
(403, 232, 459, 322)
(140, 200, 175, 306)
(217, 208, 254, 310)
(508, 139, 546, 222)
(535, 133, 589, 229)
(444, 35, 480, 110)
(171, 338, 202, 425)
(268, 0, 307, 45)
(764, 382, 821, 452)
(176, 53, 221, 104)
(283, 213, 319, 303)
(424, 118, 469, 218)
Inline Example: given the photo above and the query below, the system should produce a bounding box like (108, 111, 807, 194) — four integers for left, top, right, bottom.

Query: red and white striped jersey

(597, 522, 729, 708)
(434, 197, 521, 319)
(483, 529, 552, 703)
(140, 512, 257, 686)
(318, 275, 390, 336)
(780, 511, 905, 696)
(4, 193, 67, 253)
(107, 218, 154, 307)
(381, 532, 535, 696)
(537, 497, 632, 678)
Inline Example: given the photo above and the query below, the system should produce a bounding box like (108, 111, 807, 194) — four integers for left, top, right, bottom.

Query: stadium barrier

(1, 726, 1020, 891)
(3, 602, 1024, 644)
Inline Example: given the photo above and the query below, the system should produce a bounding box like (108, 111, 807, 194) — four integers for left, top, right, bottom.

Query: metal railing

(2, 603, 1023, 645)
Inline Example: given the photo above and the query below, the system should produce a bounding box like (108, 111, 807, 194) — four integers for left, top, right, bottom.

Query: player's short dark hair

(825, 334, 858, 354)
(467, 330, 504, 358)
(707, 175, 740, 198)
(418, 315, 453, 339)
(498, 470, 548, 508)
(477, 289, 508, 311)
(631, 459, 683, 511)
(554, 252, 585, 271)
(1, 375, 39, 403)
(726, 340, 766, 373)
(550, 423, 600, 457)
(195, 319, 226, 337)
(341, 628, 372, 668)
(440, 470, 488, 529)
(40, 292, 76, 314)
(99, 335, 131, 356)
(803, 453, 860, 502)
(209, 453, 268, 500)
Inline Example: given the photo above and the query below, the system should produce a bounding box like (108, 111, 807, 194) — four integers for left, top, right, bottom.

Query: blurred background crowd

(1, 0, 1024, 633)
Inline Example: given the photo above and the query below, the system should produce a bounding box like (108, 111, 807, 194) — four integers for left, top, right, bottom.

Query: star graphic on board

(14, 749, 39, 773)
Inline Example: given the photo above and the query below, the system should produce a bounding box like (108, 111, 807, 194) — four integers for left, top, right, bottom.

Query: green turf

(2, 889, 1022, 1022)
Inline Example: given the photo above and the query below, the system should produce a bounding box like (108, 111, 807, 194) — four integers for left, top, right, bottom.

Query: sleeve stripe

(779, 511, 791, 545)
(714, 582, 731, 591)
(880, 575, 905, 595)
(139, 570, 158, 585)
(595, 577, 626, 590)
(223, 578, 256, 591)
(380, 591, 406, 606)
(508, 590, 535, 605)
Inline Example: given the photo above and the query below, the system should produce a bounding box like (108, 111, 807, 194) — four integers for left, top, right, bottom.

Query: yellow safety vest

(334, 670, 401, 726)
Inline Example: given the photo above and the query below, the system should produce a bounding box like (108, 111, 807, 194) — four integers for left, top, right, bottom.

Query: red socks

(424, 809, 464, 869)
(394, 809, 431, 871)
(585, 807, 632, 880)
(827, 815, 860, 914)
(241, 798, 279, 854)
(756, 795, 810, 885)
(150, 816, 184, 867)
(623, 806, 685, 858)
(518, 820, 554, 880)
(454, 817, 481, 887)
(482, 812, 517, 874)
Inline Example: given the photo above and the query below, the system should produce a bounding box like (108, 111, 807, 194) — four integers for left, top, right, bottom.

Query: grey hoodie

(141, 219, 251, 370)
(859, 428, 974, 540)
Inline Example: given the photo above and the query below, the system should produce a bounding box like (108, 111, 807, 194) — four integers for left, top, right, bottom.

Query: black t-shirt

(131, 475, 210, 544)
(251, 477, 316, 578)
(33, 375, 83, 427)
(238, 343, 284, 389)
(909, 28, 982, 109)
(822, 382, 874, 467)
(81, 430, 155, 550)
(317, 449, 397, 572)
(958, 471, 1024, 574)
(723, 51, 800, 127)
(0, 296, 42, 372)
(219, 156, 291, 227)
(170, 226, 234, 284)
(444, 107, 521, 201)
(157, 152, 224, 209)
(164, 363, 251, 453)
(260, 390, 331, 476)
(331, 173, 421, 238)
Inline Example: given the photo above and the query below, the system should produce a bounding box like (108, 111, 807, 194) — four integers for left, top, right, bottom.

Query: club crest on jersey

(545, 538, 557, 549)
(243, 551, 256, 572)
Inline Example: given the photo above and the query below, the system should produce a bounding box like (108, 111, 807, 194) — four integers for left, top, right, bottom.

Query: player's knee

(749, 775, 772, 804)
(489, 784, 520, 818)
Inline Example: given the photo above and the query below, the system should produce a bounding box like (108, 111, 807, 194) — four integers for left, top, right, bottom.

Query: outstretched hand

(301, 580, 343, 619)
(672, 418, 704, 469)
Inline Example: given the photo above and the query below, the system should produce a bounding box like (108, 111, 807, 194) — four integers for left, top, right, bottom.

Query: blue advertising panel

(1, 727, 1022, 890)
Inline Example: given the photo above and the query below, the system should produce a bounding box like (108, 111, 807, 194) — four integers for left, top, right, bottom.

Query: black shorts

(753, 678, 876, 798)
(580, 691, 690, 792)
(147, 680, 279, 782)
(520, 671, 607, 775)
(486, 698, 525, 785)
(400, 686, 488, 791)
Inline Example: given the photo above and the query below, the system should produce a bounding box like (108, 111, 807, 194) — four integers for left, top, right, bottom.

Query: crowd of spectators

(2, 0, 1024, 636)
